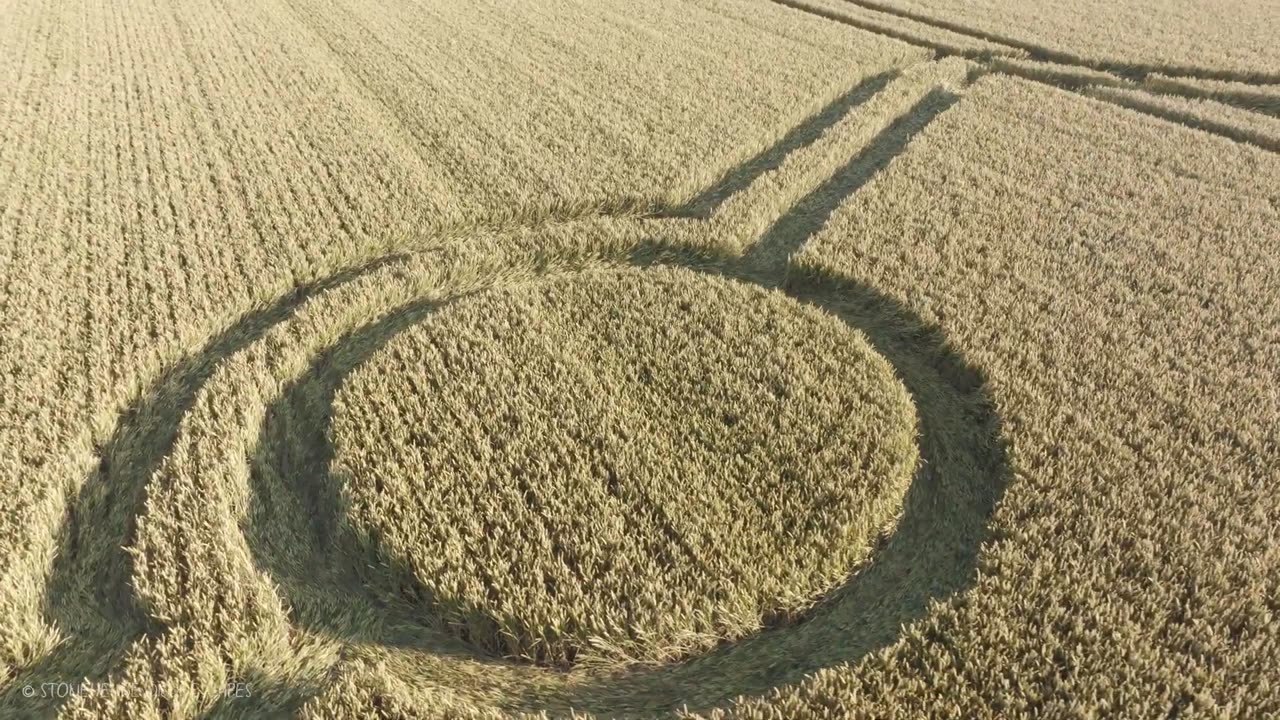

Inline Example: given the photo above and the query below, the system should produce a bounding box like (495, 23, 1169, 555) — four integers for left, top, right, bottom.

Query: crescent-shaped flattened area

(330, 267, 919, 666)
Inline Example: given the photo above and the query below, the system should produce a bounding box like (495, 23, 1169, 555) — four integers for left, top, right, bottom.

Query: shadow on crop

(12, 56, 1010, 719)
(665, 71, 895, 219)
(231, 82, 1007, 715)
(0, 254, 410, 719)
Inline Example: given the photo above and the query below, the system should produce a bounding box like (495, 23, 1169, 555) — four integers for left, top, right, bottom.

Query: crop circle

(33, 242, 1007, 718)
(329, 267, 919, 666)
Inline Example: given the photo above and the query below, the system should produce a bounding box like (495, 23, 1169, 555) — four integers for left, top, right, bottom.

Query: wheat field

(1, 0, 1277, 718)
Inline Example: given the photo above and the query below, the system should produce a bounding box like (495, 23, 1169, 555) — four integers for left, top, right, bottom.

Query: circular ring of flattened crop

(32, 229, 1007, 718)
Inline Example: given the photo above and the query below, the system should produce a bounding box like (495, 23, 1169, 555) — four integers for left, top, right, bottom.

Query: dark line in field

(244, 295, 478, 651)
(1139, 79, 1280, 120)
(980, 57, 1115, 91)
(0, 252, 413, 718)
(985, 67, 1280, 157)
(15, 0, 1264, 706)
(8, 196, 683, 706)
(771, 0, 1017, 62)
(743, 88, 960, 271)
(833, 0, 1280, 85)
(665, 71, 895, 219)
(768, 0, 1280, 155)
(1081, 87, 1280, 154)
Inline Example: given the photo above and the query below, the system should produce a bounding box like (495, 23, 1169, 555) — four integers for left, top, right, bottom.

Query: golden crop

(332, 267, 917, 667)
(1, 0, 1277, 718)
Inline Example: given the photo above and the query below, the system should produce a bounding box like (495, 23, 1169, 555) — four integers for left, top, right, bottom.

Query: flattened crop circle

(330, 267, 918, 666)
(45, 237, 1007, 718)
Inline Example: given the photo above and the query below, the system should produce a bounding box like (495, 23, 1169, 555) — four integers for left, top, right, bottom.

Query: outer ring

(21, 235, 1009, 717)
